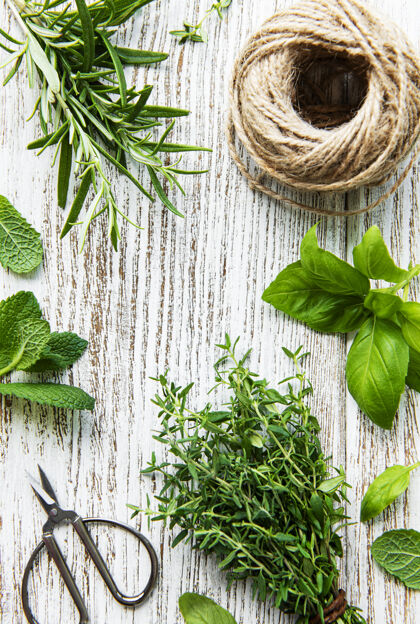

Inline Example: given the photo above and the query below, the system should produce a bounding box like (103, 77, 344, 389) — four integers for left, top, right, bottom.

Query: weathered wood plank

(0, 0, 418, 622)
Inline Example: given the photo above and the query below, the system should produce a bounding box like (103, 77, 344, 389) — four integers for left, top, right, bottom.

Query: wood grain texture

(0, 0, 419, 622)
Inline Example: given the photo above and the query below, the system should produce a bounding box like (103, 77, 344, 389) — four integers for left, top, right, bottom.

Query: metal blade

(26, 470, 57, 515)
(37, 465, 59, 505)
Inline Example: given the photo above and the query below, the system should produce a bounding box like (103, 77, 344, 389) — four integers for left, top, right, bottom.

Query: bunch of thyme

(132, 337, 366, 624)
(1, 0, 207, 249)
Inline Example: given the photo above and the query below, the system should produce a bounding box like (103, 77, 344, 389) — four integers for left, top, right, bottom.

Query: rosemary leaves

(2, 0, 208, 250)
(132, 337, 366, 624)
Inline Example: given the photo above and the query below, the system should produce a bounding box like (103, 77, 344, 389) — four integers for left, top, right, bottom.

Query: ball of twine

(227, 0, 420, 216)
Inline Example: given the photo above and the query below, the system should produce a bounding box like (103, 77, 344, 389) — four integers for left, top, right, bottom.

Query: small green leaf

(116, 47, 168, 65)
(179, 593, 237, 624)
(0, 382, 95, 410)
(0, 291, 41, 338)
(371, 529, 420, 589)
(0, 195, 43, 273)
(353, 226, 408, 283)
(28, 331, 88, 371)
(361, 463, 420, 522)
(57, 135, 72, 208)
(27, 33, 60, 93)
(0, 317, 50, 376)
(98, 31, 127, 106)
(346, 317, 409, 428)
(399, 302, 420, 352)
(262, 261, 368, 333)
(300, 224, 370, 297)
(406, 348, 420, 392)
(74, 0, 95, 72)
(60, 173, 92, 238)
(10, 318, 51, 371)
(363, 291, 402, 319)
(318, 475, 345, 493)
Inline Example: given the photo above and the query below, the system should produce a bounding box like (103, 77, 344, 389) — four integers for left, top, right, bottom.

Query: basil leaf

(406, 348, 420, 392)
(0, 382, 95, 411)
(353, 226, 408, 282)
(364, 291, 403, 319)
(360, 463, 420, 522)
(28, 331, 88, 371)
(399, 302, 420, 352)
(0, 195, 43, 273)
(179, 593, 237, 624)
(300, 225, 370, 297)
(262, 261, 368, 333)
(346, 317, 409, 428)
(371, 529, 420, 590)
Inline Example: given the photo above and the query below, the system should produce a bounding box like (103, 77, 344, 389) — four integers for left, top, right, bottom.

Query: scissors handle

(22, 517, 159, 624)
(43, 532, 90, 623)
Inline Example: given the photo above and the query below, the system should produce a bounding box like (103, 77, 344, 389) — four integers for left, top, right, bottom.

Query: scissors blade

(26, 470, 57, 514)
(37, 465, 60, 505)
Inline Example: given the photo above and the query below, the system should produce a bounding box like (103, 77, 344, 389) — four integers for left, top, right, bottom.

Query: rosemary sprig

(131, 337, 367, 624)
(1, 0, 209, 250)
(170, 0, 232, 44)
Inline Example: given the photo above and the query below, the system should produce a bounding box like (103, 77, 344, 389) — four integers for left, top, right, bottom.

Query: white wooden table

(0, 0, 419, 622)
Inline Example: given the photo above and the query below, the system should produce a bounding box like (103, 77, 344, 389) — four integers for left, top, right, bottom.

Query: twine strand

(227, 0, 420, 216)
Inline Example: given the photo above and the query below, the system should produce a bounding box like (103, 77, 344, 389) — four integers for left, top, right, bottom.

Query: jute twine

(227, 0, 420, 216)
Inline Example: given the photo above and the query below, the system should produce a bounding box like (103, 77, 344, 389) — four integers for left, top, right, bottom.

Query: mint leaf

(0, 291, 41, 337)
(300, 225, 370, 297)
(0, 195, 43, 273)
(361, 463, 420, 522)
(399, 302, 420, 353)
(0, 382, 95, 410)
(346, 317, 409, 428)
(28, 331, 88, 371)
(262, 261, 368, 333)
(371, 529, 420, 589)
(0, 318, 50, 375)
(406, 348, 420, 392)
(353, 226, 408, 283)
(179, 593, 237, 624)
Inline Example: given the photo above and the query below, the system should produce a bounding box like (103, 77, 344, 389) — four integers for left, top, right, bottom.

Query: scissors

(22, 466, 158, 624)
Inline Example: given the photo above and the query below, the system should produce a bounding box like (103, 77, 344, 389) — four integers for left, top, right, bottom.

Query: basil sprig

(263, 225, 420, 429)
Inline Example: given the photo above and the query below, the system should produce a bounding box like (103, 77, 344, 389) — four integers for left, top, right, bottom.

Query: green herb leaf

(361, 463, 420, 522)
(300, 225, 370, 297)
(179, 593, 237, 624)
(1, 318, 51, 374)
(406, 348, 420, 392)
(0, 382, 95, 410)
(363, 291, 402, 319)
(399, 302, 420, 353)
(57, 135, 72, 208)
(0, 291, 41, 336)
(371, 529, 420, 589)
(28, 331, 88, 371)
(262, 261, 367, 333)
(0, 195, 43, 273)
(74, 0, 95, 72)
(346, 317, 409, 428)
(116, 47, 168, 65)
(353, 226, 408, 283)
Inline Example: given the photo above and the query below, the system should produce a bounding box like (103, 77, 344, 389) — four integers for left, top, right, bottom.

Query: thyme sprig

(1, 0, 208, 250)
(170, 0, 232, 44)
(132, 337, 366, 624)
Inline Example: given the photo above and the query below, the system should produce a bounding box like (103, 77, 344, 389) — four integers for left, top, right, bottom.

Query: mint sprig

(0, 291, 94, 411)
(263, 225, 420, 429)
(371, 530, 420, 590)
(0, 195, 43, 273)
